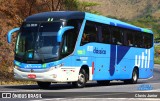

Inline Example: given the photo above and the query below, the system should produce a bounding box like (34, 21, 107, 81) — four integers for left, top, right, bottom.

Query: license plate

(28, 74, 36, 79)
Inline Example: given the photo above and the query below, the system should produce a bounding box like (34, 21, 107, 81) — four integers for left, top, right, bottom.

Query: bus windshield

(15, 22, 64, 63)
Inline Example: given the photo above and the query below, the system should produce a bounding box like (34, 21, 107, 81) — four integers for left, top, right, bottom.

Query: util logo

(135, 49, 150, 68)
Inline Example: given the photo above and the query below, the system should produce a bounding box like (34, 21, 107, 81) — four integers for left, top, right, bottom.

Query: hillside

(80, 0, 160, 38)
(80, 0, 160, 20)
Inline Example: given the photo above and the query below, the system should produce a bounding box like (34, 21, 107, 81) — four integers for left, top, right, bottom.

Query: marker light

(14, 65, 19, 69)
(48, 63, 64, 71)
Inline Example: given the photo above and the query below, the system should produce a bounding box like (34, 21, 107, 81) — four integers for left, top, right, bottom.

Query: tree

(41, 0, 65, 11)
(64, 0, 99, 13)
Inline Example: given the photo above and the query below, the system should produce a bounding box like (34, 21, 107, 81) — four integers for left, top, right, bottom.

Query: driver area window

(60, 30, 76, 58)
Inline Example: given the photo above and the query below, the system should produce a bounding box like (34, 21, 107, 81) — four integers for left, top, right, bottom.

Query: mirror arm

(7, 27, 20, 43)
(57, 26, 74, 42)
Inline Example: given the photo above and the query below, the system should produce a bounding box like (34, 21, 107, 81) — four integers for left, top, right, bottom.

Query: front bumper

(14, 67, 79, 82)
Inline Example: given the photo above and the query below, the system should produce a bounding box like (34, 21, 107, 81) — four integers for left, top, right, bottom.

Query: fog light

(53, 74, 57, 78)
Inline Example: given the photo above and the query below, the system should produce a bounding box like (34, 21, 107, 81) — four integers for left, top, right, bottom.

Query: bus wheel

(124, 68, 138, 84)
(97, 80, 110, 86)
(72, 69, 87, 88)
(37, 81, 51, 89)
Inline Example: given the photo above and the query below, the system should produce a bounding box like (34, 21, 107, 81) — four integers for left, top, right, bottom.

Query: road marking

(135, 89, 160, 92)
(0, 82, 160, 92)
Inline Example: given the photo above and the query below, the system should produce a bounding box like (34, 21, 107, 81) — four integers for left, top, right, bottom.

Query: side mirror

(7, 27, 20, 43)
(57, 26, 74, 42)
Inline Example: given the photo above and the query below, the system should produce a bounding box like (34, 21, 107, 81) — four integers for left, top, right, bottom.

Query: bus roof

(25, 11, 85, 21)
(25, 11, 153, 34)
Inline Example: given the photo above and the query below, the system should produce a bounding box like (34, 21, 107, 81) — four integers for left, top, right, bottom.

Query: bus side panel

(93, 57, 111, 80)
(75, 43, 154, 81)
(122, 47, 154, 79)
(112, 45, 132, 80)
(89, 43, 112, 80)
(112, 46, 154, 80)
(112, 59, 134, 80)
(138, 47, 154, 79)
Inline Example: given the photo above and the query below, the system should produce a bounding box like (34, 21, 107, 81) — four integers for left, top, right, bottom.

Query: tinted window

(125, 30, 134, 46)
(61, 30, 74, 57)
(60, 19, 82, 58)
(135, 32, 143, 48)
(125, 31, 153, 49)
(39, 22, 62, 32)
(110, 27, 124, 45)
(81, 21, 98, 45)
(101, 25, 111, 44)
(80, 21, 153, 49)
(143, 33, 153, 48)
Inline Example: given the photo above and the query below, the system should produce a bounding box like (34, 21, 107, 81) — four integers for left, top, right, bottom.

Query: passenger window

(143, 33, 153, 48)
(135, 32, 143, 48)
(125, 31, 134, 47)
(81, 21, 98, 45)
(101, 25, 111, 44)
(110, 27, 124, 45)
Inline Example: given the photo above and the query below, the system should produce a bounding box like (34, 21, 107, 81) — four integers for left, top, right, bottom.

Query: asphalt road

(0, 64, 160, 100)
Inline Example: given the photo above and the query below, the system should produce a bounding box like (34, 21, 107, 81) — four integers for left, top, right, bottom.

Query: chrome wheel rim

(133, 72, 137, 81)
(78, 73, 85, 84)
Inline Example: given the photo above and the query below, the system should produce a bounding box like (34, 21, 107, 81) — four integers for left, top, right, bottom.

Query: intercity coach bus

(7, 11, 154, 88)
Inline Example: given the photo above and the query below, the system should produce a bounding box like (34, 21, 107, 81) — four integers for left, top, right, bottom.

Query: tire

(72, 69, 87, 88)
(37, 81, 51, 89)
(97, 80, 110, 86)
(124, 68, 138, 84)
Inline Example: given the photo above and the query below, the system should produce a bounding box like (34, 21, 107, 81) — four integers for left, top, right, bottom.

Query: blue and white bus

(7, 11, 154, 88)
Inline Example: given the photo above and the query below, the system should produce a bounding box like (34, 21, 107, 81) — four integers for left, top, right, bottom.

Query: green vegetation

(155, 57, 160, 64)
(127, 15, 160, 64)
(154, 56, 160, 64)
(65, 0, 99, 14)
(155, 46, 160, 64)
(128, 15, 160, 38)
